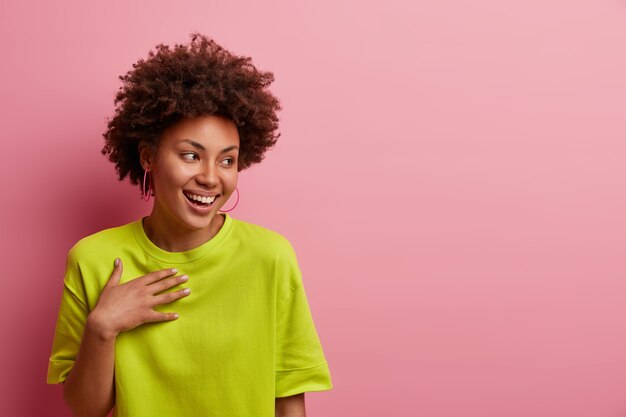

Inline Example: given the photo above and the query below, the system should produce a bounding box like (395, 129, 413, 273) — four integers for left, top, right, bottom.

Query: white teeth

(185, 192, 216, 204)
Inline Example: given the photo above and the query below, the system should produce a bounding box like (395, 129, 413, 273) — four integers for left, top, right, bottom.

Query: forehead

(160, 115, 240, 149)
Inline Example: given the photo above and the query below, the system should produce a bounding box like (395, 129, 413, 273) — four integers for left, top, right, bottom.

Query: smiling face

(140, 115, 240, 235)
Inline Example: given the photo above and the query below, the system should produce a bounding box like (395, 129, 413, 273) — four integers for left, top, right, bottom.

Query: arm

(275, 393, 306, 417)
(62, 314, 116, 417)
(58, 259, 188, 417)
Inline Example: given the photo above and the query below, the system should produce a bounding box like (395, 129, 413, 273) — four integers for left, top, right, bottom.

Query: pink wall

(1, 0, 626, 415)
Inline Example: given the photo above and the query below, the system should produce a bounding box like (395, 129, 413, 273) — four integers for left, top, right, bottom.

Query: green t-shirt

(47, 213, 332, 416)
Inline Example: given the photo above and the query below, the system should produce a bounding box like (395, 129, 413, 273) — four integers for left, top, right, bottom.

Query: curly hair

(102, 33, 281, 191)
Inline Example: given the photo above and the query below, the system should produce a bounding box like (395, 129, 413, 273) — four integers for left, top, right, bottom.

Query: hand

(89, 258, 190, 340)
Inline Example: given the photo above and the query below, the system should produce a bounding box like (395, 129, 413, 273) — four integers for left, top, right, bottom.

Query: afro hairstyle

(101, 33, 281, 192)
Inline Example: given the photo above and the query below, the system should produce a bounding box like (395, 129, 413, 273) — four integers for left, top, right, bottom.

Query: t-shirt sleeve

(275, 269, 333, 397)
(47, 249, 89, 384)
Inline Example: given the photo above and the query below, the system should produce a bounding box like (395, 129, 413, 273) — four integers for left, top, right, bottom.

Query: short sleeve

(275, 275, 333, 397)
(47, 251, 89, 384)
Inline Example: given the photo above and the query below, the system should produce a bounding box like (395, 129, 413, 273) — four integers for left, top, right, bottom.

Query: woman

(47, 33, 333, 417)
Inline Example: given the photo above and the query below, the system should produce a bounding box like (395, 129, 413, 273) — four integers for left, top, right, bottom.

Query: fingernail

(173, 313, 179, 319)
(171, 268, 178, 273)
(181, 275, 189, 281)
(114, 258, 120, 266)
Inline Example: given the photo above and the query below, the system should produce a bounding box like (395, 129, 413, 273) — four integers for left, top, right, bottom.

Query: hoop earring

(142, 169, 153, 201)
(218, 187, 239, 213)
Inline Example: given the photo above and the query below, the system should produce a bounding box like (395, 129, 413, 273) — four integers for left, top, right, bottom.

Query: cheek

(154, 162, 192, 189)
(226, 171, 238, 186)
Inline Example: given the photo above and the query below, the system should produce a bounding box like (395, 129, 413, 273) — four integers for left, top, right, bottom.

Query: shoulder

(62, 220, 139, 302)
(67, 220, 138, 263)
(231, 217, 303, 295)
(230, 217, 299, 261)
(231, 217, 295, 251)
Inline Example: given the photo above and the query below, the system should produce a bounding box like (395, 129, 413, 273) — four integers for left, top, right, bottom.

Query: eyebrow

(181, 139, 239, 154)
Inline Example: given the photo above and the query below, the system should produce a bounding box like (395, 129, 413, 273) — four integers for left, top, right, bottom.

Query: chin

(179, 212, 218, 231)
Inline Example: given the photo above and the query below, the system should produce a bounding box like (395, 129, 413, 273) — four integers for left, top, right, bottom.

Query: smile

(184, 192, 218, 207)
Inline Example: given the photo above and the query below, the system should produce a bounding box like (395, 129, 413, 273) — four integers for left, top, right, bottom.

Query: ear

(138, 142, 155, 171)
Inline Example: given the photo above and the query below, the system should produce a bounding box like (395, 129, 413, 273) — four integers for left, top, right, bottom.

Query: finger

(106, 258, 123, 287)
(152, 287, 191, 306)
(144, 310, 180, 323)
(149, 274, 189, 294)
(139, 268, 179, 285)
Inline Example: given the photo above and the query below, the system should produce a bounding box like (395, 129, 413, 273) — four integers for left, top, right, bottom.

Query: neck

(142, 206, 224, 252)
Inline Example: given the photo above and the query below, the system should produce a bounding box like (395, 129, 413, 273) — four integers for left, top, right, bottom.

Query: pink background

(1, 0, 626, 416)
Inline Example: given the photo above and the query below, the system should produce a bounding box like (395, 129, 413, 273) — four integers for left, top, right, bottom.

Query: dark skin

(62, 264, 187, 417)
(275, 393, 306, 417)
(62, 116, 306, 417)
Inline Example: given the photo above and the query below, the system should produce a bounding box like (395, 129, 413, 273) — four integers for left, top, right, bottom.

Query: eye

(181, 152, 198, 161)
(222, 158, 235, 166)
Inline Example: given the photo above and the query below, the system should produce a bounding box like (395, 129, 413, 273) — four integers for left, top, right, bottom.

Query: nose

(195, 161, 219, 188)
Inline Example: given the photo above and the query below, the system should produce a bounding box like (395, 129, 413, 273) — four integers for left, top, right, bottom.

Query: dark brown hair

(102, 33, 281, 191)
